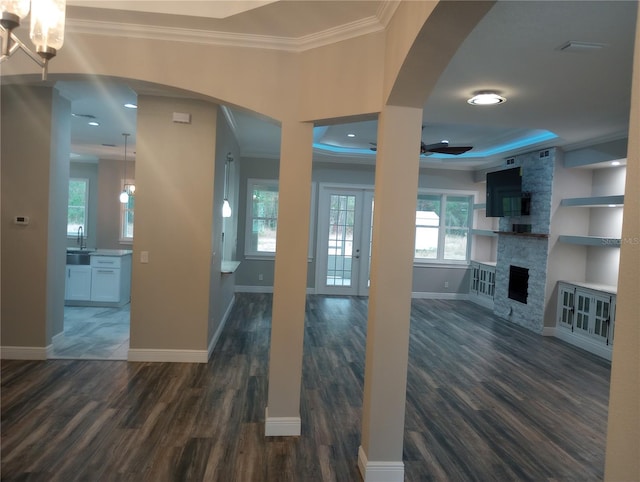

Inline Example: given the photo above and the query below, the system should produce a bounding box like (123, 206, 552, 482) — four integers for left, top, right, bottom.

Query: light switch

(141, 251, 149, 263)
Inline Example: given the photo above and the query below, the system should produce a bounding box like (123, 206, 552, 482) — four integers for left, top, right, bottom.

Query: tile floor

(50, 304, 130, 360)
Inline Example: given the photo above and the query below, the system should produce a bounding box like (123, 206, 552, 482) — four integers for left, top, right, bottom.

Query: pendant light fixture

(0, 0, 67, 80)
(222, 152, 233, 218)
(119, 133, 131, 204)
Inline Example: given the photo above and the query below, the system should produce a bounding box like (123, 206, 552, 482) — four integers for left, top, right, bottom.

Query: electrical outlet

(258, 273, 264, 281)
(444, 281, 449, 288)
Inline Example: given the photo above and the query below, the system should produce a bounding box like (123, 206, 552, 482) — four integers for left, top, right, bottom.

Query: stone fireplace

(492, 149, 555, 333)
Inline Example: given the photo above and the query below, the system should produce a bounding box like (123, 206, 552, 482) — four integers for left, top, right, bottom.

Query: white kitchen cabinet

(89, 255, 131, 304)
(66, 251, 132, 307)
(65, 265, 92, 301)
(90, 267, 121, 302)
(555, 281, 615, 360)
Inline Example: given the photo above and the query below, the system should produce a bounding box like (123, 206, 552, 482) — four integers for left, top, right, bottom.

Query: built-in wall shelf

(495, 231, 549, 239)
(471, 229, 498, 237)
(560, 195, 624, 208)
(558, 235, 621, 247)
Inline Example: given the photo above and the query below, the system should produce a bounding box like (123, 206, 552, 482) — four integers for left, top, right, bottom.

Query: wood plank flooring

(1, 294, 611, 481)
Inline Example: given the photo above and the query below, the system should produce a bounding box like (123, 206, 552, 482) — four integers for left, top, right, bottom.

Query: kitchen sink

(66, 251, 92, 265)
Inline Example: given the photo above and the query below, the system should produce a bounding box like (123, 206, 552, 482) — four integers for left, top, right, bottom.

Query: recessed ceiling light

(611, 161, 621, 166)
(467, 91, 506, 106)
(88, 121, 100, 126)
(124, 103, 138, 109)
(347, 133, 355, 138)
(608, 204, 617, 208)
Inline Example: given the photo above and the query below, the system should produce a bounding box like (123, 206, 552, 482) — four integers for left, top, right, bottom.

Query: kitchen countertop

(221, 261, 240, 274)
(91, 249, 133, 257)
(67, 248, 132, 257)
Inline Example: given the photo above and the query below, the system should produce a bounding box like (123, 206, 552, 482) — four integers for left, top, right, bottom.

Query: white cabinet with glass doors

(556, 281, 616, 360)
(469, 261, 496, 308)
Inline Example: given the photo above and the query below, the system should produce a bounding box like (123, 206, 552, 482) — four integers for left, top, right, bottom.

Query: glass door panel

(317, 186, 373, 296)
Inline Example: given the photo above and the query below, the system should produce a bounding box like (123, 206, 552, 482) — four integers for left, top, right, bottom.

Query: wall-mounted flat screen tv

(486, 167, 530, 217)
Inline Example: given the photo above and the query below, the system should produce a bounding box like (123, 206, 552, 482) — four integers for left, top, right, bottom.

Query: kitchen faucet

(77, 226, 86, 250)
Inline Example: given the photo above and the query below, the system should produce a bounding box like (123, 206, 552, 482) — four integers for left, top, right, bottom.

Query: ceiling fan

(369, 140, 472, 156)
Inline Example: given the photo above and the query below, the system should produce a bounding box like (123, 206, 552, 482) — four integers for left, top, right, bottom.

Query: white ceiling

(44, 1, 639, 169)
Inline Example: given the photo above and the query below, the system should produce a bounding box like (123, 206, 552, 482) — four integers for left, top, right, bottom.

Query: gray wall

(235, 157, 482, 296)
(208, 107, 241, 346)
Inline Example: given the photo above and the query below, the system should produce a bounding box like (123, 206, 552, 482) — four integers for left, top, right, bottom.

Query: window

(415, 193, 471, 262)
(67, 178, 88, 236)
(120, 193, 134, 242)
(246, 180, 279, 256)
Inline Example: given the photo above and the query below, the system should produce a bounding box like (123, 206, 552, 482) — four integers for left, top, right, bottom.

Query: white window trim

(67, 177, 89, 237)
(244, 178, 317, 259)
(414, 188, 474, 265)
(245, 178, 280, 258)
(119, 178, 134, 243)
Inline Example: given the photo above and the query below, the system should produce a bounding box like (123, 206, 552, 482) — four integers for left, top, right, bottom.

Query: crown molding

(220, 105, 239, 144)
(66, 10, 390, 53)
(377, 1, 401, 27)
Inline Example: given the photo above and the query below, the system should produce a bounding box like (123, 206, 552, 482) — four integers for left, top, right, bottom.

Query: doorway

(315, 185, 374, 296)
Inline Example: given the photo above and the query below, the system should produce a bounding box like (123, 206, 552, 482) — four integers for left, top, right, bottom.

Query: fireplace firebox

(508, 265, 529, 304)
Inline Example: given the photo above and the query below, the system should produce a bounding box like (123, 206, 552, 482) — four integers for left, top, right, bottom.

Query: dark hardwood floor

(1, 294, 611, 481)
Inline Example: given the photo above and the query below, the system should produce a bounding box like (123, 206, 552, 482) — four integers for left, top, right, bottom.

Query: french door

(316, 185, 374, 296)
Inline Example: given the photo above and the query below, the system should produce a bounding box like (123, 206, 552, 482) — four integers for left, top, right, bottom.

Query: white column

(265, 120, 314, 436)
(359, 105, 423, 481)
(604, 6, 640, 480)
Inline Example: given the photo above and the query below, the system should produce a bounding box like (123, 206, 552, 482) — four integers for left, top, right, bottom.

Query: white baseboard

(541, 326, 556, 336)
(1, 346, 48, 360)
(208, 295, 235, 359)
(235, 285, 273, 293)
(411, 292, 470, 300)
(46, 332, 66, 358)
(127, 348, 209, 363)
(357, 446, 404, 482)
(236, 286, 316, 295)
(264, 407, 301, 436)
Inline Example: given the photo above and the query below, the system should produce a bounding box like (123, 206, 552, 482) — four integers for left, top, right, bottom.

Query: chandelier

(0, 0, 66, 80)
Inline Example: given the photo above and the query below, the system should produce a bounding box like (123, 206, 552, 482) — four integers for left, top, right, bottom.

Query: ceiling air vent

(557, 41, 607, 53)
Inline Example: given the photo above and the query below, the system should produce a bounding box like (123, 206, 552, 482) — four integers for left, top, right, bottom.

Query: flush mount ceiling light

(0, 0, 67, 80)
(124, 103, 137, 109)
(467, 91, 506, 106)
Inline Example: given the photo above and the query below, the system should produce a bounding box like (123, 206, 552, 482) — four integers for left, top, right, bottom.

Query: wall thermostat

(14, 216, 30, 225)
